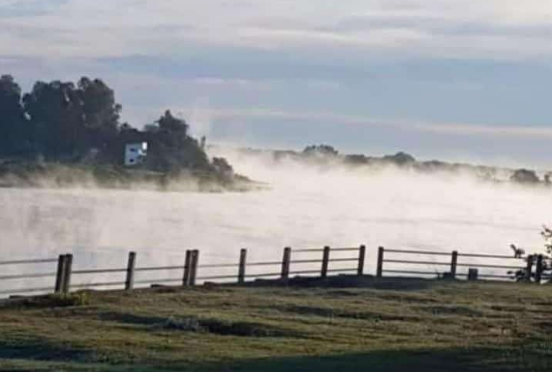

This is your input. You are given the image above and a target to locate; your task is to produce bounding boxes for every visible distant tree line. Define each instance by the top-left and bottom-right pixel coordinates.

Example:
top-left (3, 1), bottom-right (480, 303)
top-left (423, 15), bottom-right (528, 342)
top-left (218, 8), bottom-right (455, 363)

top-left (0, 75), bottom-right (232, 176)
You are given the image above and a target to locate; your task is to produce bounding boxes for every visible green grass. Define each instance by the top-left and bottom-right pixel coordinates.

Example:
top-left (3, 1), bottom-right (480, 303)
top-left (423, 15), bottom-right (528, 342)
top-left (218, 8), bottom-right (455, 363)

top-left (0, 278), bottom-right (551, 371)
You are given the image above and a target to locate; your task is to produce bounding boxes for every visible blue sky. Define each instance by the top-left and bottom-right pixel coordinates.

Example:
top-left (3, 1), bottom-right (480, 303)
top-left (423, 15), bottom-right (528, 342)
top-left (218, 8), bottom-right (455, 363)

top-left (1, 0), bottom-right (552, 167)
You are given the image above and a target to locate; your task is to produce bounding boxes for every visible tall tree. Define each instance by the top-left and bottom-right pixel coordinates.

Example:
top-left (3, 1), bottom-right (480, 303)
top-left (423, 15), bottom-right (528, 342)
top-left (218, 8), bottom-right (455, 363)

top-left (78, 77), bottom-right (121, 134)
top-left (23, 80), bottom-right (85, 158)
top-left (0, 75), bottom-right (30, 155)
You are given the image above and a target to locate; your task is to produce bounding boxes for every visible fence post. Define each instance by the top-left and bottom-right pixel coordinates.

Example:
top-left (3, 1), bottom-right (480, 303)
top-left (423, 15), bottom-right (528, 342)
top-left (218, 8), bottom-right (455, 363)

top-left (526, 255), bottom-right (534, 282)
top-left (189, 250), bottom-right (199, 286)
top-left (125, 252), bottom-right (136, 291)
top-left (54, 254), bottom-right (67, 294)
top-left (238, 248), bottom-right (247, 284)
top-left (62, 254), bottom-right (73, 294)
top-left (376, 247), bottom-right (385, 278)
top-left (321, 246), bottom-right (331, 278)
top-left (535, 255), bottom-right (544, 284)
top-left (468, 268), bottom-right (479, 281)
top-left (450, 251), bottom-right (458, 279)
top-left (281, 247), bottom-right (291, 281)
top-left (357, 245), bottom-right (366, 276)
top-left (183, 250), bottom-right (192, 286)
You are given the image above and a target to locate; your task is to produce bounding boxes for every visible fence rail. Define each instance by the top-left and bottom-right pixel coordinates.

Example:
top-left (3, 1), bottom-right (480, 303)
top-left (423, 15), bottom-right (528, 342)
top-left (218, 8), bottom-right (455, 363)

top-left (0, 244), bottom-right (548, 298)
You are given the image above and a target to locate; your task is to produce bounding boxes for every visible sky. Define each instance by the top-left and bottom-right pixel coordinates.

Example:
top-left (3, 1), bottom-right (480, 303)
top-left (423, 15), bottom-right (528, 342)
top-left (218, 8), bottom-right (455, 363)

top-left (1, 0), bottom-right (552, 167)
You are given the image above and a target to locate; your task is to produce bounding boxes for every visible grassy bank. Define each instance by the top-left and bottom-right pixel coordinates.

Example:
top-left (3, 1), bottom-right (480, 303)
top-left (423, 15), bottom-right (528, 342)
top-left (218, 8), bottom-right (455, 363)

top-left (0, 278), bottom-right (551, 371)
top-left (0, 161), bottom-right (259, 192)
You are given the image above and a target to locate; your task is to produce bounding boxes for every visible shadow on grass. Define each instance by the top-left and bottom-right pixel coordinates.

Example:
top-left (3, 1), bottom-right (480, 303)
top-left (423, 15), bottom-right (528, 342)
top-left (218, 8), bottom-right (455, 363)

top-left (97, 311), bottom-right (304, 338)
top-left (0, 337), bottom-right (89, 362)
top-left (246, 276), bottom-right (445, 291)
top-left (0, 340), bottom-right (549, 372)
top-left (216, 347), bottom-right (549, 372)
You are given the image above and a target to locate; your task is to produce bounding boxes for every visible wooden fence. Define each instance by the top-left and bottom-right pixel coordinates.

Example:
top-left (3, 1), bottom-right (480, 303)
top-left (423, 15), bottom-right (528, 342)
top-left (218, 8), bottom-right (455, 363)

top-left (0, 245), bottom-right (548, 298)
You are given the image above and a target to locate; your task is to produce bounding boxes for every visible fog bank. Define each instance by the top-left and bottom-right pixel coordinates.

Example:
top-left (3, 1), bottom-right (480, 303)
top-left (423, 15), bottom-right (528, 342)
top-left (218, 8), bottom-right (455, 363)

top-left (0, 148), bottom-right (551, 290)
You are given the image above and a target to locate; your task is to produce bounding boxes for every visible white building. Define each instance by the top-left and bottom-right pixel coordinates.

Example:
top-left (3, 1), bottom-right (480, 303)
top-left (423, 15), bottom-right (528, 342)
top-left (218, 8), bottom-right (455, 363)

top-left (124, 142), bottom-right (148, 166)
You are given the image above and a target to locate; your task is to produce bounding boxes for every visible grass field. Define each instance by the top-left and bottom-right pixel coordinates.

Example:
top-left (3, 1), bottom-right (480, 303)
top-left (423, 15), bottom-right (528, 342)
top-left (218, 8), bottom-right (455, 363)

top-left (0, 277), bottom-right (551, 371)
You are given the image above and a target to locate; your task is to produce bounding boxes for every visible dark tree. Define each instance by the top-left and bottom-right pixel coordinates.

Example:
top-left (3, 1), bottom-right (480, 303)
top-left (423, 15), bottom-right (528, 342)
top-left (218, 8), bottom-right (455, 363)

top-left (78, 77), bottom-right (121, 139)
top-left (0, 75), bottom-right (31, 155)
top-left (511, 169), bottom-right (540, 184)
top-left (23, 80), bottom-right (85, 158)
top-left (140, 110), bottom-right (209, 172)
top-left (157, 110), bottom-right (188, 137)
top-left (303, 145), bottom-right (339, 157)
top-left (383, 152), bottom-right (416, 166)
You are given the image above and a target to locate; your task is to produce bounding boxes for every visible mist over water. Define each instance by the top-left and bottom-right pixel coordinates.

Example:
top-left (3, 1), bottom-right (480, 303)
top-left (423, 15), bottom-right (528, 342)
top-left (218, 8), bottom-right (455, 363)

top-left (1, 148), bottom-right (551, 291)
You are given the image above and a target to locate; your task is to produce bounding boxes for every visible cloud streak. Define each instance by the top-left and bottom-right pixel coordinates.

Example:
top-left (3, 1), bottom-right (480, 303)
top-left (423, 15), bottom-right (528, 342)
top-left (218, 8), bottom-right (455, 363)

top-left (185, 107), bottom-right (552, 140)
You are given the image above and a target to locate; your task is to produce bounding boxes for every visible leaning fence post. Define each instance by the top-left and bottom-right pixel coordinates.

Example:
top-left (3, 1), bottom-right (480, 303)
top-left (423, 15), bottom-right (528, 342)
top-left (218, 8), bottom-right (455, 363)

top-left (62, 254), bottom-right (73, 294)
top-left (125, 252), bottom-right (136, 291)
top-left (321, 246), bottom-right (331, 278)
top-left (189, 250), bottom-right (200, 286)
top-left (238, 248), bottom-right (247, 284)
top-left (357, 245), bottom-right (366, 276)
top-left (376, 247), bottom-right (385, 278)
top-left (281, 247), bottom-right (291, 281)
top-left (183, 250), bottom-right (192, 286)
top-left (54, 255), bottom-right (67, 294)
top-left (450, 251), bottom-right (458, 279)
top-left (535, 255), bottom-right (544, 284)
top-left (182, 249), bottom-right (192, 287)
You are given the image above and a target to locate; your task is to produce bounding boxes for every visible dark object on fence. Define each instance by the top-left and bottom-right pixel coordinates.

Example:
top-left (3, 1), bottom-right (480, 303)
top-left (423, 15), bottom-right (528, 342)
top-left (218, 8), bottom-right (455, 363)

top-left (450, 251), bottom-right (458, 279)
top-left (442, 272), bottom-right (454, 280)
top-left (535, 255), bottom-right (544, 284)
top-left (125, 252), bottom-right (136, 290)
top-left (321, 246), bottom-right (330, 278)
top-left (357, 245), bottom-right (366, 276)
top-left (468, 268), bottom-right (479, 281)
top-left (281, 247), bottom-right (291, 280)
top-left (189, 250), bottom-right (200, 286)
top-left (377, 247), bottom-right (384, 278)
top-left (525, 255), bottom-right (534, 282)
top-left (238, 249), bottom-right (247, 284)
top-left (55, 255), bottom-right (66, 293)
top-left (63, 254), bottom-right (73, 294)
top-left (183, 250), bottom-right (192, 286)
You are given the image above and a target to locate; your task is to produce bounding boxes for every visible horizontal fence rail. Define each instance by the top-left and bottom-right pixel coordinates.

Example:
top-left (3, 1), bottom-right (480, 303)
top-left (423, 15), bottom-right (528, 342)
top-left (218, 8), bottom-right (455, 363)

top-left (0, 244), bottom-right (548, 299)
top-left (377, 246), bottom-right (539, 282)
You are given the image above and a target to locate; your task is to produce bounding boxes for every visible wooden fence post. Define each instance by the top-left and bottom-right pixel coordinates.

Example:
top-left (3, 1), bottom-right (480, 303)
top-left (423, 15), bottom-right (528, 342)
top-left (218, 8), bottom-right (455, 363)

top-left (281, 247), bottom-right (291, 281)
top-left (450, 251), bottom-right (458, 279)
top-left (357, 245), bottom-right (366, 276)
top-left (189, 250), bottom-right (199, 286)
top-left (376, 247), bottom-right (385, 278)
top-left (62, 254), bottom-right (73, 294)
top-left (183, 250), bottom-right (192, 286)
top-left (535, 255), bottom-right (544, 284)
top-left (468, 268), bottom-right (479, 281)
top-left (125, 252), bottom-right (136, 291)
top-left (238, 248), bottom-right (247, 284)
top-left (321, 246), bottom-right (331, 278)
top-left (54, 254), bottom-right (67, 294)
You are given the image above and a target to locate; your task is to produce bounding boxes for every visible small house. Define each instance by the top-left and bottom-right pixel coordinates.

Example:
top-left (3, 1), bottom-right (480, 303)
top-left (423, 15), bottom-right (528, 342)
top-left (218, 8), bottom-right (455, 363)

top-left (124, 142), bottom-right (148, 166)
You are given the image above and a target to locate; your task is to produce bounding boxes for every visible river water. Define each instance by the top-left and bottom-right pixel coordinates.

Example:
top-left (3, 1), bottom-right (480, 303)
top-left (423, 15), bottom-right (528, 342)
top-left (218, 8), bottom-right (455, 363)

top-left (0, 152), bottom-right (550, 292)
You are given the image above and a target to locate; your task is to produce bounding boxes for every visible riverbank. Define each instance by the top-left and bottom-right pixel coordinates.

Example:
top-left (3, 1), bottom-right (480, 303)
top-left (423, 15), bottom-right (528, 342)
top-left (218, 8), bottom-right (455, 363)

top-left (0, 160), bottom-right (264, 193)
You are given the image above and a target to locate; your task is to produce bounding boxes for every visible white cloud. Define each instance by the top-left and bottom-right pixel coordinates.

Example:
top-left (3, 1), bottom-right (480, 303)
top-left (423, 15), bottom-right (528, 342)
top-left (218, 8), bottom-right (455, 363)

top-left (3, 0), bottom-right (552, 60)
